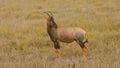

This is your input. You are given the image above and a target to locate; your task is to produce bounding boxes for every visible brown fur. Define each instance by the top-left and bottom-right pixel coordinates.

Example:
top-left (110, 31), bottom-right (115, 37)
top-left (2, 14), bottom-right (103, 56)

top-left (44, 12), bottom-right (88, 57)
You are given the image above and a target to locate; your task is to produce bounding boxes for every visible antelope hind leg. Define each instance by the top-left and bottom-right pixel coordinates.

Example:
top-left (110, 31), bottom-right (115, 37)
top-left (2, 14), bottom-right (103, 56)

top-left (81, 45), bottom-right (87, 56)
top-left (76, 40), bottom-right (88, 56)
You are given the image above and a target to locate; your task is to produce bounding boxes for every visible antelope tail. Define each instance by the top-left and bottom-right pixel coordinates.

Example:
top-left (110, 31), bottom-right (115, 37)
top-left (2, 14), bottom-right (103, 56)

top-left (83, 39), bottom-right (88, 44)
top-left (83, 34), bottom-right (88, 44)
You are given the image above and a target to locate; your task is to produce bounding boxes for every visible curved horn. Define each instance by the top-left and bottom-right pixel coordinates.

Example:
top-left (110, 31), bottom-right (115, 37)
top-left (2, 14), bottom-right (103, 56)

top-left (44, 12), bottom-right (51, 18)
top-left (48, 11), bottom-right (53, 17)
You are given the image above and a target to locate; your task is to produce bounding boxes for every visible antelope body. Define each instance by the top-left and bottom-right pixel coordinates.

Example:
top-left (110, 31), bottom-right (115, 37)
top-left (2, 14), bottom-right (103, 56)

top-left (57, 27), bottom-right (86, 43)
top-left (44, 12), bottom-right (88, 57)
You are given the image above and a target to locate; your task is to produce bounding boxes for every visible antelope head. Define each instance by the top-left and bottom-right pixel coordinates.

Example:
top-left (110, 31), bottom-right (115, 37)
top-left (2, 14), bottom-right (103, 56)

top-left (44, 12), bottom-right (57, 28)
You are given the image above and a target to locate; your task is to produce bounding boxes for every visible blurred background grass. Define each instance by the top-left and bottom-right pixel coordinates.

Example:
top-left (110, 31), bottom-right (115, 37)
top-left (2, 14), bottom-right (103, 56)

top-left (0, 0), bottom-right (120, 68)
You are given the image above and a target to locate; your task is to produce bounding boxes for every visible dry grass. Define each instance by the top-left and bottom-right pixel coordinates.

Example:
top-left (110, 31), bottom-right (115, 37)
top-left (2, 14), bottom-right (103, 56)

top-left (0, 0), bottom-right (120, 68)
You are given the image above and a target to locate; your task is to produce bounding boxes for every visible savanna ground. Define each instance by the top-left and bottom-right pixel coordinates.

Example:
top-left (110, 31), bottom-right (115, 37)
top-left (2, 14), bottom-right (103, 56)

top-left (0, 0), bottom-right (120, 68)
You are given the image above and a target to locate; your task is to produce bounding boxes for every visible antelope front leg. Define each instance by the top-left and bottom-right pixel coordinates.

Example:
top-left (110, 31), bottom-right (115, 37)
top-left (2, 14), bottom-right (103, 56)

top-left (54, 41), bottom-right (60, 58)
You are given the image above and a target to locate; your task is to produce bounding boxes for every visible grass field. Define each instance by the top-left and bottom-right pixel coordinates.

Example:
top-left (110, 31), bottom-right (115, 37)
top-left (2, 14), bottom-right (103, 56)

top-left (0, 0), bottom-right (120, 68)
